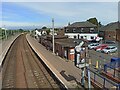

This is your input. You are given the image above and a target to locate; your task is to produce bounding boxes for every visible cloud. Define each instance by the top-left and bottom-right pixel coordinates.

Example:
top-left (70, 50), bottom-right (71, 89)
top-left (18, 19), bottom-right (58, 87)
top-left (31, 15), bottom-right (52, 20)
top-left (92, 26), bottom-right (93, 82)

top-left (1, 2), bottom-right (118, 28)
top-left (15, 2), bottom-right (118, 24)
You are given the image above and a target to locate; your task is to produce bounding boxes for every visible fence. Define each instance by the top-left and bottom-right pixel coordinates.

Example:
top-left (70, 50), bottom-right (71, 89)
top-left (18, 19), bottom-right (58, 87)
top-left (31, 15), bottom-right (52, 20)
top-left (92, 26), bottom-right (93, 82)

top-left (104, 58), bottom-right (120, 79)
top-left (86, 67), bottom-right (120, 90)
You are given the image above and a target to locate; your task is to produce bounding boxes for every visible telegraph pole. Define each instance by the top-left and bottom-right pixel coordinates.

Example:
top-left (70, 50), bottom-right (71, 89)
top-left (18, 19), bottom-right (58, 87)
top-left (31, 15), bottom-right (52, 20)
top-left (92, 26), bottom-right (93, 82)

top-left (52, 18), bottom-right (55, 53)
top-left (4, 25), bottom-right (7, 39)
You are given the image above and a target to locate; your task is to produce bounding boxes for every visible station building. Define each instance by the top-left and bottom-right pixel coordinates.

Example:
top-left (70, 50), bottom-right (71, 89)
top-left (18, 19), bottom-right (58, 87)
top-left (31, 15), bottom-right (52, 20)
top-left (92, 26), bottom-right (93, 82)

top-left (39, 35), bottom-right (88, 61)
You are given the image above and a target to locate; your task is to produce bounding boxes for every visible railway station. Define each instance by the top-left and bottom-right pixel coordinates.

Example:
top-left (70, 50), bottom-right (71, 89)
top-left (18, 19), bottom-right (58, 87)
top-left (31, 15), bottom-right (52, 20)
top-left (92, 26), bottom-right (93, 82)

top-left (1, 1), bottom-right (120, 90)
top-left (0, 32), bottom-right (119, 89)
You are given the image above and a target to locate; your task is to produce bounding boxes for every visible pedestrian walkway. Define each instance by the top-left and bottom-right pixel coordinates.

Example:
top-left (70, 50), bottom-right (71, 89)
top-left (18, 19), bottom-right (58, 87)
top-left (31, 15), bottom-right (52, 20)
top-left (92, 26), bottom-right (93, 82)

top-left (26, 34), bottom-right (91, 89)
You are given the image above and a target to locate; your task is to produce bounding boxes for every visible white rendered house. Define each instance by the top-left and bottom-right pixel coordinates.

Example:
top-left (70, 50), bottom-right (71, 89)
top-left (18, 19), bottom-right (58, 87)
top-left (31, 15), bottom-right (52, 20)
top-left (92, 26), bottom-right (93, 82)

top-left (64, 21), bottom-right (102, 41)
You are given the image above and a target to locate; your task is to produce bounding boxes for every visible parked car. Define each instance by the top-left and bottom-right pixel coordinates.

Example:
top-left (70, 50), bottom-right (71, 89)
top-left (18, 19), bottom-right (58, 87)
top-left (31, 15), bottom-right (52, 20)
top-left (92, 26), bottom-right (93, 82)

top-left (88, 43), bottom-right (100, 49)
top-left (104, 40), bottom-right (116, 44)
top-left (94, 44), bottom-right (108, 51)
top-left (101, 46), bottom-right (117, 54)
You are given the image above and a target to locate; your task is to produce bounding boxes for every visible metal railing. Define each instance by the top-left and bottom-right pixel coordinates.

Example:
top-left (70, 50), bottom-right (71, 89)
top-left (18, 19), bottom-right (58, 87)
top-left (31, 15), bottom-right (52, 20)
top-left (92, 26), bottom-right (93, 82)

top-left (104, 59), bottom-right (120, 79)
top-left (86, 67), bottom-right (120, 90)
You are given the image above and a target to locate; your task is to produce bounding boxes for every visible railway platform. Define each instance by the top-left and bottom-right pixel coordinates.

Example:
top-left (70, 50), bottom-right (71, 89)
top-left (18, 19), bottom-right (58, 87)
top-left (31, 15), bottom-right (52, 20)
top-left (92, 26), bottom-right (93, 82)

top-left (26, 34), bottom-right (90, 89)
top-left (0, 34), bottom-right (20, 67)
top-left (0, 34), bottom-right (20, 89)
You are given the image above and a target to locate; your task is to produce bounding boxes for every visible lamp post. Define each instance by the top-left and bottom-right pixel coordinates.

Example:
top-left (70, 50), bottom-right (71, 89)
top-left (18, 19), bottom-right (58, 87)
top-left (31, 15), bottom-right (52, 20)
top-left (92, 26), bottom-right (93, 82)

top-left (52, 18), bottom-right (55, 54)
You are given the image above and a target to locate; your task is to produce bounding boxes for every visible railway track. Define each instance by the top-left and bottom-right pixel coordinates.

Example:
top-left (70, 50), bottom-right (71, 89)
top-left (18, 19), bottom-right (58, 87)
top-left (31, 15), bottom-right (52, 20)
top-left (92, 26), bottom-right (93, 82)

top-left (2, 34), bottom-right (63, 89)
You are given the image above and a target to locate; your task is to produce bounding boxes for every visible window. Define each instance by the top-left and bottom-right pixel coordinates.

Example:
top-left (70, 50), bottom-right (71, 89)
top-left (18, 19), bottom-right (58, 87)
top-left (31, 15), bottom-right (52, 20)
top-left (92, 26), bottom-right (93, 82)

top-left (91, 36), bottom-right (94, 39)
top-left (66, 29), bottom-right (69, 32)
top-left (74, 36), bottom-right (76, 38)
top-left (90, 28), bottom-right (94, 30)
top-left (90, 28), bottom-right (94, 32)
top-left (81, 28), bottom-right (84, 32)
top-left (73, 28), bottom-right (76, 32)
top-left (81, 36), bottom-right (83, 39)
top-left (84, 36), bottom-right (87, 39)
top-left (111, 47), bottom-right (115, 49)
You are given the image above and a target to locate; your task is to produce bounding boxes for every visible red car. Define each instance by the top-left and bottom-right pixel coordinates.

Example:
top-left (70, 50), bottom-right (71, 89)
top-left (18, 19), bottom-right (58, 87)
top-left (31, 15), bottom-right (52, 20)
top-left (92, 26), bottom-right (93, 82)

top-left (94, 44), bottom-right (108, 51)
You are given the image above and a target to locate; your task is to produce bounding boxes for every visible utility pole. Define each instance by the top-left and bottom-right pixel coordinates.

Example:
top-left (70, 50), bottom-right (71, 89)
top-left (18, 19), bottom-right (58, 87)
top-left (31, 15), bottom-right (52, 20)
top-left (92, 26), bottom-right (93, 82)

top-left (52, 18), bottom-right (55, 54)
top-left (4, 25), bottom-right (7, 39)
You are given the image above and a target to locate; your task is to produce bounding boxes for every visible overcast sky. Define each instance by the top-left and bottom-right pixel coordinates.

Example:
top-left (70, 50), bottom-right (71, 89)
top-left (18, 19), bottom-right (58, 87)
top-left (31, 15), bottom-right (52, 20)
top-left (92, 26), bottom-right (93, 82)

top-left (1, 1), bottom-right (119, 29)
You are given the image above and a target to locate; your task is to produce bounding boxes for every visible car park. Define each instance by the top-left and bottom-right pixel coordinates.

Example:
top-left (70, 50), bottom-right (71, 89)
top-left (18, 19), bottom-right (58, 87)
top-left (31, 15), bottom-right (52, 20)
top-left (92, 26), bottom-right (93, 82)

top-left (94, 44), bottom-right (108, 51)
top-left (101, 46), bottom-right (117, 54)
top-left (88, 43), bottom-right (100, 49)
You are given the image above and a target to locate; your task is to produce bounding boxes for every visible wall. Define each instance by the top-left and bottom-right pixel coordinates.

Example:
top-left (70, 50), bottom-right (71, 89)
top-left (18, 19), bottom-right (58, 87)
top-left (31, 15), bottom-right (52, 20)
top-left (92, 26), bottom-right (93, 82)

top-left (68, 48), bottom-right (75, 61)
top-left (105, 31), bottom-right (116, 41)
top-left (65, 33), bottom-right (98, 41)
top-left (55, 43), bottom-right (75, 61)
top-left (116, 29), bottom-right (120, 41)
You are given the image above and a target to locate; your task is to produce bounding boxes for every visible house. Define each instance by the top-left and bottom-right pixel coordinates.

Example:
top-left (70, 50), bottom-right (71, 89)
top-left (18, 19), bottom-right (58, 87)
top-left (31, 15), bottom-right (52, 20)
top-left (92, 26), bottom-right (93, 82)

top-left (34, 28), bottom-right (51, 38)
top-left (99, 22), bottom-right (119, 42)
top-left (116, 29), bottom-right (120, 57)
top-left (34, 29), bottom-right (42, 38)
top-left (116, 29), bottom-right (120, 41)
top-left (64, 21), bottom-right (101, 41)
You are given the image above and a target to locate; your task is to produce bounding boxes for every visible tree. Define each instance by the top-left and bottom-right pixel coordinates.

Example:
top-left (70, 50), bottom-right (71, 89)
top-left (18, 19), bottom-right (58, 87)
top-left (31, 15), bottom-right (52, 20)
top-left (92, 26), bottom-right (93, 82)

top-left (46, 29), bottom-right (50, 35)
top-left (68, 22), bottom-right (71, 26)
top-left (87, 17), bottom-right (98, 26)
top-left (42, 26), bottom-right (47, 29)
top-left (98, 21), bottom-right (103, 27)
top-left (87, 17), bottom-right (103, 27)
top-left (19, 29), bottom-right (24, 33)
top-left (35, 28), bottom-right (38, 30)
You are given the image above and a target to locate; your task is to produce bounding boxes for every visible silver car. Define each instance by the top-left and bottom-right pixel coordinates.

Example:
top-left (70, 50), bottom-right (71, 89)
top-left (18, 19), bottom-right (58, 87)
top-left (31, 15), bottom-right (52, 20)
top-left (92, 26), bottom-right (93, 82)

top-left (88, 43), bottom-right (100, 49)
top-left (102, 46), bottom-right (117, 54)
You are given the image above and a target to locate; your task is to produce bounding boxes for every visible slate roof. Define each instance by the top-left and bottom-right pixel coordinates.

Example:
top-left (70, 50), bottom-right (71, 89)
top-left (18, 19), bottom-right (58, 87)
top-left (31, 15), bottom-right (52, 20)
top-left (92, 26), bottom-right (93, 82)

top-left (100, 22), bottom-right (119, 31)
top-left (55, 38), bottom-right (88, 48)
top-left (67, 21), bottom-right (97, 27)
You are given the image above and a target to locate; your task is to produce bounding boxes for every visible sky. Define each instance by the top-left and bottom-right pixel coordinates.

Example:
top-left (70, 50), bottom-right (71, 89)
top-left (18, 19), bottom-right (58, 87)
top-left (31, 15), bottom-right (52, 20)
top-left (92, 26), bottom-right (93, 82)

top-left (1, 1), bottom-right (119, 29)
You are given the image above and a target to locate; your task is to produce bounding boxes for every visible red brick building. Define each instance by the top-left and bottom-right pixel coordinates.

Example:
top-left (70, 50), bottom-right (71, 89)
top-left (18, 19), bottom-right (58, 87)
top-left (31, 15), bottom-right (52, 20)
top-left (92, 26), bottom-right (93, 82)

top-left (116, 29), bottom-right (120, 41)
top-left (55, 38), bottom-right (87, 61)
top-left (99, 22), bottom-right (119, 42)
top-left (39, 35), bottom-right (87, 61)
top-left (116, 29), bottom-right (120, 58)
